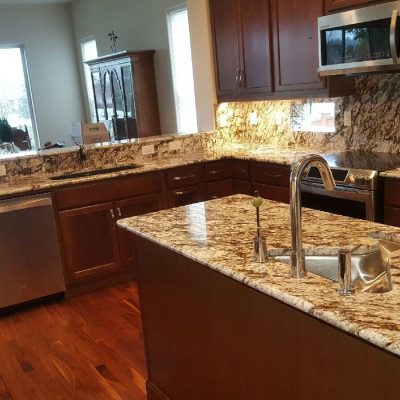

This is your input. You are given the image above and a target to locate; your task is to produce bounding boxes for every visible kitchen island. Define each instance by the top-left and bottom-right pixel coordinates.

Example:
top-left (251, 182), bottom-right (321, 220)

top-left (119, 195), bottom-right (400, 400)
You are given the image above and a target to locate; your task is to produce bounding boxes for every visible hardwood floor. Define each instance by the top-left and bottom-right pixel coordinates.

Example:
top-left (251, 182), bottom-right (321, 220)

top-left (0, 282), bottom-right (147, 399)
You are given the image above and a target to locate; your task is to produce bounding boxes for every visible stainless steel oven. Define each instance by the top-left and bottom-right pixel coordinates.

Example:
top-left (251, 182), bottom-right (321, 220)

top-left (300, 151), bottom-right (400, 222)
top-left (318, 1), bottom-right (400, 76)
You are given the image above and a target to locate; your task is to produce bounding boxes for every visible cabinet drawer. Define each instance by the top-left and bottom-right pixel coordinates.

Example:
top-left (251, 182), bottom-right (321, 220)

top-left (384, 205), bottom-right (400, 228)
top-left (168, 186), bottom-right (203, 208)
top-left (384, 179), bottom-right (400, 207)
top-left (204, 179), bottom-right (233, 200)
top-left (166, 164), bottom-right (202, 189)
top-left (252, 182), bottom-right (290, 204)
top-left (204, 160), bottom-right (232, 182)
top-left (232, 160), bottom-right (250, 180)
top-left (233, 179), bottom-right (252, 195)
top-left (54, 172), bottom-right (162, 210)
top-left (251, 163), bottom-right (290, 188)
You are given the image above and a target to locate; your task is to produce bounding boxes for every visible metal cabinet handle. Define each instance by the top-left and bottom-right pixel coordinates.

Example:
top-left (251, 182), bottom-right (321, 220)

top-left (109, 209), bottom-right (115, 220)
top-left (239, 69), bottom-right (245, 88)
top-left (117, 207), bottom-right (122, 218)
top-left (175, 189), bottom-right (195, 196)
top-left (172, 173), bottom-right (197, 181)
top-left (236, 67), bottom-right (240, 88)
top-left (263, 173), bottom-right (282, 179)
top-left (209, 169), bottom-right (224, 175)
top-left (390, 10), bottom-right (399, 63)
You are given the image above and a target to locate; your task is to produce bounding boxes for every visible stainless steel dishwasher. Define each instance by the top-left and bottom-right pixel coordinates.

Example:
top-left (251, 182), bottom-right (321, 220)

top-left (0, 192), bottom-right (65, 308)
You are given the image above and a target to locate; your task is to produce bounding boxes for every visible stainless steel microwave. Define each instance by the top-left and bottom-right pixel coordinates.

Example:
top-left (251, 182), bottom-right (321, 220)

top-left (318, 1), bottom-right (400, 76)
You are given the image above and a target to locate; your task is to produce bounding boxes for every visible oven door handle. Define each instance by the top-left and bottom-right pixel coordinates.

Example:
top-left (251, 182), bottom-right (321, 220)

top-left (390, 9), bottom-right (399, 64)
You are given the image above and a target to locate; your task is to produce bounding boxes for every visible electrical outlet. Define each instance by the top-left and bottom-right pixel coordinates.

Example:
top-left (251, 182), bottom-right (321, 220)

top-left (0, 164), bottom-right (6, 177)
top-left (169, 141), bottom-right (182, 151)
top-left (344, 111), bottom-right (352, 127)
top-left (249, 112), bottom-right (258, 126)
top-left (142, 144), bottom-right (155, 155)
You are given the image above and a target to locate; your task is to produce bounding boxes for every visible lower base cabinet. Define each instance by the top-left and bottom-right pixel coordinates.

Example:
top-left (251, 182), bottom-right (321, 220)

top-left (54, 160), bottom-right (293, 295)
top-left (58, 202), bottom-right (121, 283)
top-left (384, 178), bottom-right (400, 227)
top-left (137, 237), bottom-right (400, 400)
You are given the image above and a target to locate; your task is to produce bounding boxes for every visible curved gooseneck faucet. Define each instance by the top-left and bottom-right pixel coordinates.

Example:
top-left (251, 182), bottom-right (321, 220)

top-left (290, 155), bottom-right (336, 279)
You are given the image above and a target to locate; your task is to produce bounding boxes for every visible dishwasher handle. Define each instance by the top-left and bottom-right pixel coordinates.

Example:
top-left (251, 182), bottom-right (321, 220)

top-left (0, 193), bottom-right (52, 214)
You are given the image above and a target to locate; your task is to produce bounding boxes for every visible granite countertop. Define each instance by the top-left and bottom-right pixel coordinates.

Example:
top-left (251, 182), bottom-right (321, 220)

top-left (380, 168), bottom-right (400, 180)
top-left (0, 145), bottom-right (319, 199)
top-left (118, 195), bottom-right (400, 357)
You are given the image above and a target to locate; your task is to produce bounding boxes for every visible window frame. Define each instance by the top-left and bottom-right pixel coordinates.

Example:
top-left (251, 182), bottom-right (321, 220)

top-left (0, 44), bottom-right (39, 148)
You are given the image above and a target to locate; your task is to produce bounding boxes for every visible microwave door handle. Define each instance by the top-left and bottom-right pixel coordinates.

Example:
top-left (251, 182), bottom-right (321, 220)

top-left (390, 9), bottom-right (398, 63)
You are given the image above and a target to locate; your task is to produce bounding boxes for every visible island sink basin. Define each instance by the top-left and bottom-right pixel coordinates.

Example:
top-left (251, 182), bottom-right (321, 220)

top-left (273, 240), bottom-right (398, 293)
top-left (49, 164), bottom-right (142, 180)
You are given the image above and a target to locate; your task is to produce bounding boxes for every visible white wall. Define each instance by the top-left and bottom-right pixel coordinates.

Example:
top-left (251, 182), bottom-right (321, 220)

top-left (0, 4), bottom-right (85, 147)
top-left (187, 0), bottom-right (216, 132)
top-left (71, 0), bottom-right (216, 134)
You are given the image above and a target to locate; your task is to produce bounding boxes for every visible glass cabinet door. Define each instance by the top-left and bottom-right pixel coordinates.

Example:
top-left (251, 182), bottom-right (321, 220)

top-left (91, 70), bottom-right (105, 121)
top-left (121, 64), bottom-right (138, 139)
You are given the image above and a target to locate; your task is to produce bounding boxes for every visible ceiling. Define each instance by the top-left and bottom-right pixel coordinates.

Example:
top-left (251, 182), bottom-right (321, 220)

top-left (0, 0), bottom-right (71, 4)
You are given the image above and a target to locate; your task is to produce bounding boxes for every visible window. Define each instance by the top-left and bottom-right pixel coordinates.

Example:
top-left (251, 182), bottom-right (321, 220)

top-left (0, 46), bottom-right (37, 149)
top-left (291, 101), bottom-right (336, 133)
top-left (167, 5), bottom-right (198, 134)
top-left (80, 37), bottom-right (98, 123)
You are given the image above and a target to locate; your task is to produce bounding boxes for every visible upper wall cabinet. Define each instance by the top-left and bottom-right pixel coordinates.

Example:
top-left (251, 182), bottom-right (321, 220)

top-left (86, 51), bottom-right (161, 140)
top-left (325, 0), bottom-right (386, 12)
top-left (210, 0), bottom-right (273, 101)
top-left (271, 0), bottom-right (324, 92)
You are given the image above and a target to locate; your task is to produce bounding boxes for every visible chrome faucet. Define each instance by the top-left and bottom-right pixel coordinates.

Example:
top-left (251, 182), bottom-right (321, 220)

top-left (290, 155), bottom-right (336, 279)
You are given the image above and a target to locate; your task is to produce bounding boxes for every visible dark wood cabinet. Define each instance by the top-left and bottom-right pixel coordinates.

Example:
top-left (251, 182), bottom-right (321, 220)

top-left (325, 0), bottom-right (383, 12)
top-left (251, 162), bottom-right (291, 203)
top-left (116, 194), bottom-right (164, 271)
top-left (86, 51), bottom-right (160, 140)
top-left (210, 0), bottom-right (272, 101)
top-left (271, 0), bottom-right (324, 92)
top-left (58, 202), bottom-right (121, 283)
top-left (384, 179), bottom-right (400, 227)
top-left (166, 164), bottom-right (203, 207)
top-left (54, 172), bottom-right (165, 293)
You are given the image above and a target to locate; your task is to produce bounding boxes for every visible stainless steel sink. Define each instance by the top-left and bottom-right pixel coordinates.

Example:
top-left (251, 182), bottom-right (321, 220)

top-left (273, 240), bottom-right (397, 293)
top-left (49, 164), bottom-right (142, 180)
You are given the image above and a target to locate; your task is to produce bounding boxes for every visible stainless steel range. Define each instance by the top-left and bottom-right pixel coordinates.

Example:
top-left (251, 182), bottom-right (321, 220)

top-left (301, 151), bottom-right (400, 221)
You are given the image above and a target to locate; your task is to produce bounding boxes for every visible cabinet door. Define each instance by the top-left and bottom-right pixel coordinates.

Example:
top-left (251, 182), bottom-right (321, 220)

top-left (271, 0), bottom-right (324, 92)
top-left (58, 203), bottom-right (120, 283)
top-left (204, 179), bottom-right (234, 200)
top-left (210, 0), bottom-right (241, 99)
top-left (116, 194), bottom-right (164, 270)
top-left (239, 0), bottom-right (272, 95)
top-left (252, 182), bottom-right (290, 203)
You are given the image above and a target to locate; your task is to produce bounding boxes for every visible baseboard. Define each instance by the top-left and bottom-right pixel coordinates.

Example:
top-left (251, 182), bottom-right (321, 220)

top-left (147, 381), bottom-right (170, 400)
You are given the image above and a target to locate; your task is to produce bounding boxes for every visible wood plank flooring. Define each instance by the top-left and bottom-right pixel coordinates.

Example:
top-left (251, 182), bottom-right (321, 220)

top-left (0, 282), bottom-right (147, 399)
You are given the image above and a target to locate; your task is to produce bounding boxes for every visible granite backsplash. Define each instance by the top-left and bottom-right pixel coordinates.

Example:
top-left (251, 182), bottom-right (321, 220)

top-left (214, 74), bottom-right (400, 153)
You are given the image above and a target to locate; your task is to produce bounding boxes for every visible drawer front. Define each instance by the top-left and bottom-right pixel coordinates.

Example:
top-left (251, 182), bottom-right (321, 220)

top-left (168, 186), bottom-right (203, 208)
top-left (384, 179), bottom-right (400, 207)
top-left (166, 164), bottom-right (202, 189)
top-left (204, 160), bottom-right (232, 182)
top-left (233, 179), bottom-right (252, 195)
top-left (252, 182), bottom-right (290, 204)
top-left (384, 205), bottom-right (400, 227)
top-left (232, 160), bottom-right (250, 180)
top-left (251, 163), bottom-right (290, 188)
top-left (55, 172), bottom-right (162, 210)
top-left (204, 179), bottom-right (233, 200)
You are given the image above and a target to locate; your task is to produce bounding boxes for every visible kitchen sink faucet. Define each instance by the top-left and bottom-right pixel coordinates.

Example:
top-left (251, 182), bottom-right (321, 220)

top-left (290, 155), bottom-right (336, 279)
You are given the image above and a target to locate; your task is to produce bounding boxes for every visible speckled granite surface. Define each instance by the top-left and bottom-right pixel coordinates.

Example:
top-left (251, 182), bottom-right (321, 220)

top-left (118, 195), bottom-right (400, 357)
top-left (0, 143), bottom-right (319, 198)
top-left (380, 168), bottom-right (400, 180)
